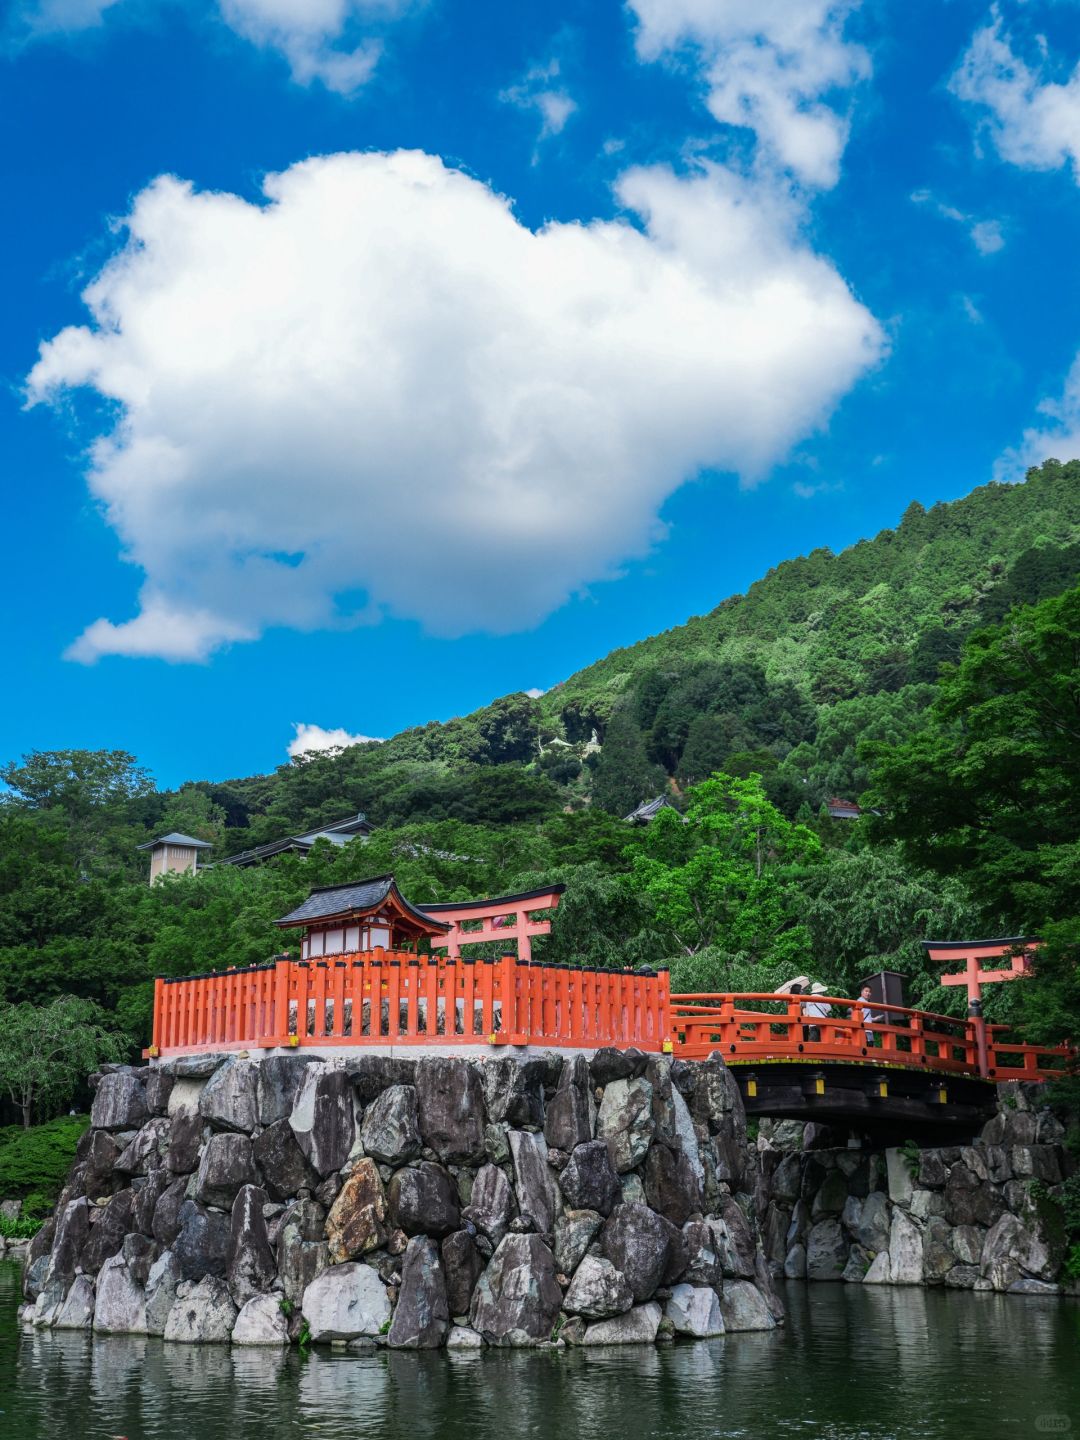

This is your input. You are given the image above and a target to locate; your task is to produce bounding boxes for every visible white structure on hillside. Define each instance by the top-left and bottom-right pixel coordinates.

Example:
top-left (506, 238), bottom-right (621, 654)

top-left (137, 832), bottom-right (213, 883)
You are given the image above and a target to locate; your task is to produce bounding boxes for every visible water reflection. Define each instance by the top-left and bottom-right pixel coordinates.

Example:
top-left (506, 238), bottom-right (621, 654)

top-left (2, 1263), bottom-right (1078, 1440)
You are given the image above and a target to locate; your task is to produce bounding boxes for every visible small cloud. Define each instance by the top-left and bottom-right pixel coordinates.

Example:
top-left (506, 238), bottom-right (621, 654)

top-left (524, 687), bottom-right (545, 699)
top-left (499, 56), bottom-right (577, 154)
top-left (971, 219), bottom-right (1005, 254)
top-left (995, 352), bottom-right (1080, 481)
top-left (911, 188), bottom-right (1005, 255)
top-left (960, 294), bottom-right (984, 324)
top-left (288, 722), bottom-right (383, 758)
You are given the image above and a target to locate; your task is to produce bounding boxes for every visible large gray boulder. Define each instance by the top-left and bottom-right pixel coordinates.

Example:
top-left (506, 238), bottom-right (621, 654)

top-left (93, 1252), bottom-right (147, 1334)
top-left (233, 1292), bottom-right (290, 1345)
top-left (563, 1255), bottom-right (633, 1319)
top-left (558, 1141), bottom-right (622, 1217)
top-left (416, 1057), bottom-right (487, 1164)
top-left (163, 1276), bottom-right (238, 1343)
top-left (166, 1107), bottom-right (204, 1175)
top-left (80, 1188), bottom-right (135, 1275)
top-left (442, 1230), bottom-right (484, 1316)
top-left (643, 1142), bottom-right (702, 1226)
top-left (54, 1275), bottom-right (96, 1330)
top-left (681, 1219), bottom-right (724, 1288)
top-left (601, 1203), bottom-right (682, 1303)
top-left (922, 1218), bottom-right (955, 1283)
top-left (462, 1163), bottom-right (516, 1246)
top-left (469, 1233), bottom-right (561, 1347)
top-left (359, 1085), bottom-right (422, 1165)
top-left (666, 1283), bottom-right (725, 1337)
top-left (345, 1054), bottom-right (418, 1103)
top-left (720, 1280), bottom-right (776, 1331)
top-left (589, 1049), bottom-right (648, 1086)
top-left (91, 1072), bottom-right (149, 1131)
top-left (83, 1130), bottom-right (123, 1199)
top-left (544, 1055), bottom-right (592, 1151)
top-left (226, 1184), bottom-right (276, 1307)
top-left (173, 1200), bottom-right (231, 1282)
top-left (194, 1132), bottom-right (256, 1209)
top-left (276, 1198), bottom-right (329, 1305)
top-left (290, 1065), bottom-right (357, 1176)
top-left (481, 1057), bottom-right (547, 1130)
top-left (301, 1262), bottom-right (391, 1342)
top-left (252, 1118), bottom-right (319, 1201)
top-left (842, 1191), bottom-right (890, 1253)
top-left (508, 1130), bottom-right (560, 1234)
top-left (114, 1118), bottom-right (170, 1177)
top-left (151, 1177), bottom-right (190, 1247)
top-left (145, 1250), bottom-right (181, 1335)
top-left (132, 1169), bottom-right (171, 1237)
top-left (806, 1218), bottom-right (848, 1281)
top-left (387, 1236), bottom-right (450, 1348)
top-left (555, 1209), bottom-right (603, 1276)
top-left (389, 1162), bottom-right (461, 1237)
top-left (43, 1197), bottom-right (90, 1299)
top-left (581, 1301), bottom-right (662, 1346)
top-left (596, 1078), bottom-right (655, 1173)
top-left (887, 1211), bottom-right (923, 1284)
top-left (326, 1159), bottom-right (388, 1261)
top-left (713, 1199), bottom-right (758, 1280)
top-left (199, 1056), bottom-right (259, 1133)
top-left (257, 1055), bottom-right (316, 1125)
top-left (145, 1067), bottom-right (175, 1116)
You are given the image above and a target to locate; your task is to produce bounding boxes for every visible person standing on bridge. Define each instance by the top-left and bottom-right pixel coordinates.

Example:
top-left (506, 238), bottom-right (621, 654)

top-left (857, 983), bottom-right (885, 1047)
top-left (803, 983), bottom-right (831, 1042)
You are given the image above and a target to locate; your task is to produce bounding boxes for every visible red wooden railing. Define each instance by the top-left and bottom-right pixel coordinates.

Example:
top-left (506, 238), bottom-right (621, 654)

top-left (149, 967), bottom-right (1072, 1082)
top-left (150, 952), bottom-right (670, 1056)
top-left (669, 992), bottom-right (1072, 1081)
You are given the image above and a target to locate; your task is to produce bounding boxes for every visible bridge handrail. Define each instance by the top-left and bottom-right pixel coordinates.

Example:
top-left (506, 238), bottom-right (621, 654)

top-left (670, 992), bottom-right (970, 1029)
top-left (668, 990), bottom-right (1072, 1080)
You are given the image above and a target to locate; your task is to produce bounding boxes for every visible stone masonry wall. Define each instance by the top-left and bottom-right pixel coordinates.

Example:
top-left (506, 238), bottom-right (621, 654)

top-left (19, 1050), bottom-right (783, 1349)
top-left (755, 1085), bottom-right (1075, 1296)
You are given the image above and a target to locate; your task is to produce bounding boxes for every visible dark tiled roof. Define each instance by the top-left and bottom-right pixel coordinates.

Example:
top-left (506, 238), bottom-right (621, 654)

top-left (624, 796), bottom-right (682, 823)
top-left (137, 832), bottom-right (213, 851)
top-left (275, 874), bottom-right (449, 932)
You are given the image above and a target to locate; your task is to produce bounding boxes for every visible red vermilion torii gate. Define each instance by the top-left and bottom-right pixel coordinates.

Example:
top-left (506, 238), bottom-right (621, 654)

top-left (419, 885), bottom-right (565, 962)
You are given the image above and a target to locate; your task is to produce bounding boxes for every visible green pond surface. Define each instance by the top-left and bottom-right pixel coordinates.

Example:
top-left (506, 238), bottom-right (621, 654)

top-left (1, 1260), bottom-right (1078, 1440)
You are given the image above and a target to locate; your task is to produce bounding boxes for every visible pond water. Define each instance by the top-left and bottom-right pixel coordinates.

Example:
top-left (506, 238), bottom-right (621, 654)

top-left (1, 1260), bottom-right (1078, 1440)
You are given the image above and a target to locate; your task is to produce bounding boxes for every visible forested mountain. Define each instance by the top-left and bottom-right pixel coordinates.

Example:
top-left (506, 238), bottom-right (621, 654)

top-left (1, 459), bottom-right (1078, 1107)
top-left (132, 457), bottom-right (1080, 851)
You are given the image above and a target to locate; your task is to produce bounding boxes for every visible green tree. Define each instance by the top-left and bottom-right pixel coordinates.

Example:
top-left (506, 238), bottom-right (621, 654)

top-left (865, 587), bottom-right (1080, 924)
top-left (630, 773), bottom-right (821, 958)
top-left (592, 704), bottom-right (667, 816)
top-left (0, 996), bottom-right (127, 1126)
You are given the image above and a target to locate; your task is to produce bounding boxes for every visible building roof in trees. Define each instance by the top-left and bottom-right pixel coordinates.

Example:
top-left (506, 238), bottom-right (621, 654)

top-left (275, 873), bottom-right (451, 934)
top-left (136, 832), bottom-right (213, 850)
top-left (624, 796), bottom-right (680, 824)
top-left (826, 797), bottom-right (862, 819)
top-left (219, 812), bottom-right (372, 867)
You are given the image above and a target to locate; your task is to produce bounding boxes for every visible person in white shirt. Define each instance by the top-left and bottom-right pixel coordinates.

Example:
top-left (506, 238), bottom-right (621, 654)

top-left (802, 982), bottom-right (831, 1042)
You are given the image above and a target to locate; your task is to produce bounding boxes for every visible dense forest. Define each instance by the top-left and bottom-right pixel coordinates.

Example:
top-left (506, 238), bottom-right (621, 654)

top-left (1, 459), bottom-right (1078, 1146)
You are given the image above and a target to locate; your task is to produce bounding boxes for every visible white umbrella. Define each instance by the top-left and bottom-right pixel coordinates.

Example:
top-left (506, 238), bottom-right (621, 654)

top-left (774, 975), bottom-right (811, 994)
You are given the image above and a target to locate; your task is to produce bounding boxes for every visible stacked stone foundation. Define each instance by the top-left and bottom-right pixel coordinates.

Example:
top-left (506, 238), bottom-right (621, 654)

top-left (756, 1085), bottom-right (1076, 1295)
top-left (19, 1050), bottom-right (782, 1349)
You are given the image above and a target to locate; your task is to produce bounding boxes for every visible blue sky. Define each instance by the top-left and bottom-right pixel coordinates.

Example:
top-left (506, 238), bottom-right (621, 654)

top-left (3, 0), bottom-right (1080, 789)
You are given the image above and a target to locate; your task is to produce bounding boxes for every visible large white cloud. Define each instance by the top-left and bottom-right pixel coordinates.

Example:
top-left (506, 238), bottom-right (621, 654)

top-left (951, 7), bottom-right (1080, 181)
top-left (27, 149), bottom-right (883, 662)
top-left (627, 0), bottom-right (869, 188)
